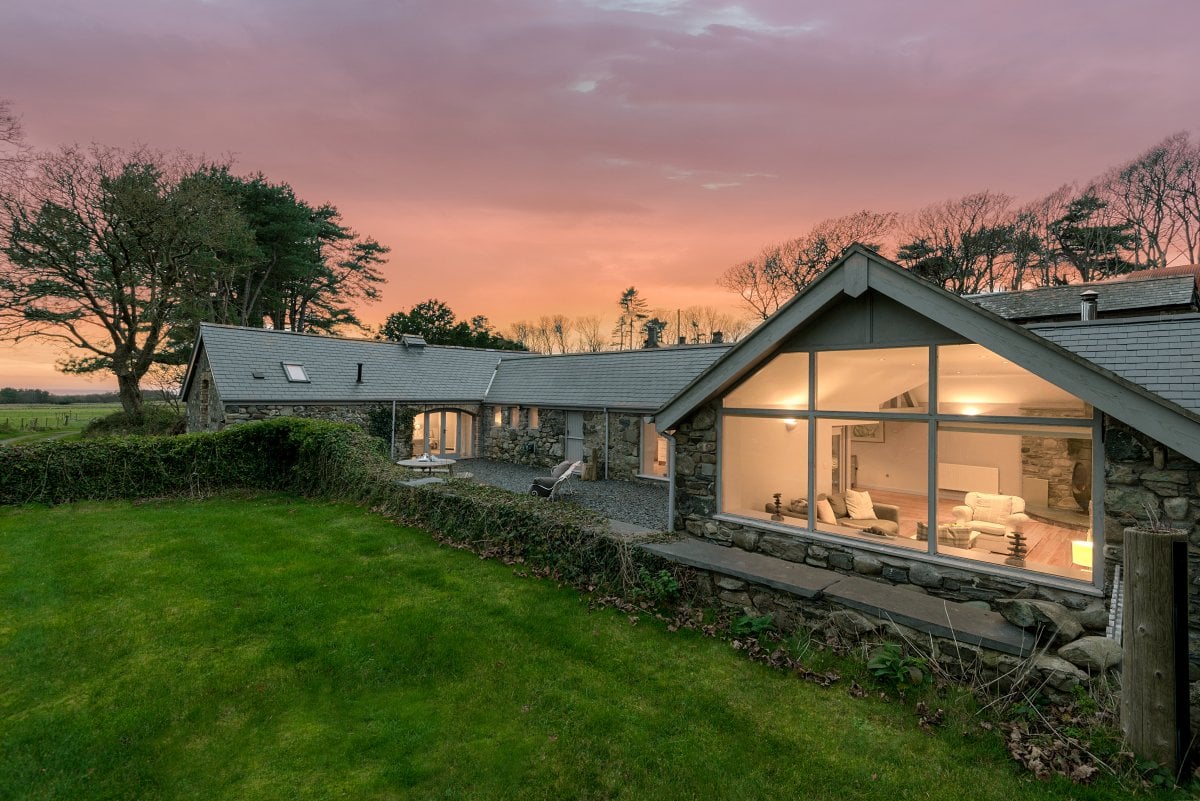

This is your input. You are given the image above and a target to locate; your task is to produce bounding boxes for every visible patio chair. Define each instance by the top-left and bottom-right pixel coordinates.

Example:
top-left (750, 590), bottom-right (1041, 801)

top-left (529, 460), bottom-right (583, 500)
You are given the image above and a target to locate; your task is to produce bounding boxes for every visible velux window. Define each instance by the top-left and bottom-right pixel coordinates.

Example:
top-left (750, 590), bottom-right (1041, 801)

top-left (282, 363), bottom-right (309, 382)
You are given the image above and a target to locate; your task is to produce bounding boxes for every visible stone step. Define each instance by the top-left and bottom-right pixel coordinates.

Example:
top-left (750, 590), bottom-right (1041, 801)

top-left (641, 536), bottom-right (1033, 656)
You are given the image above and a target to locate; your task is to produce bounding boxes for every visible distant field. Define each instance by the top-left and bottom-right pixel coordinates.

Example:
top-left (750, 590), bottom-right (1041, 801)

top-left (0, 403), bottom-right (123, 444)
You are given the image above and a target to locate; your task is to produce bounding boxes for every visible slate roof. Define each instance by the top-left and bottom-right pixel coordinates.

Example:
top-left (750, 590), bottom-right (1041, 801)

top-left (1030, 314), bottom-right (1200, 416)
top-left (190, 323), bottom-right (525, 403)
top-left (485, 345), bottom-right (733, 410)
top-left (966, 274), bottom-right (1196, 322)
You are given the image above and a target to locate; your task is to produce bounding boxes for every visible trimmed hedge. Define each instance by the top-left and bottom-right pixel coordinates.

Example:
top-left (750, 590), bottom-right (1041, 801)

top-left (0, 417), bottom-right (636, 587)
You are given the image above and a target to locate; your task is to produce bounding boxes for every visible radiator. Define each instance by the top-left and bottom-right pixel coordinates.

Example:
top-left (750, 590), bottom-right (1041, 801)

top-left (937, 462), bottom-right (999, 494)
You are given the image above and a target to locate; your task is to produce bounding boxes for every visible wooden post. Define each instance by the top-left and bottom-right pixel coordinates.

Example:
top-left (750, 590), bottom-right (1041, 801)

top-left (1122, 525), bottom-right (1188, 773)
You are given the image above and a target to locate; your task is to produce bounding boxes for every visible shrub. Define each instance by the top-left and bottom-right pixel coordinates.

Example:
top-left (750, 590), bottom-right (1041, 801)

top-left (0, 417), bottom-right (639, 589)
top-left (82, 404), bottom-right (186, 437)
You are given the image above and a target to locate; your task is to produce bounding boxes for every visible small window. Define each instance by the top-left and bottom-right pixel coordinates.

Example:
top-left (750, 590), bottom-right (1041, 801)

top-left (282, 363), bottom-right (309, 382)
top-left (493, 408), bottom-right (502, 426)
top-left (509, 407), bottom-right (519, 427)
top-left (529, 407), bottom-right (539, 429)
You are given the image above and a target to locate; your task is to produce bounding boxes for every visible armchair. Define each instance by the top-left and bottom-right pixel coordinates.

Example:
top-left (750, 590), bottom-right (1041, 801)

top-left (951, 492), bottom-right (1030, 551)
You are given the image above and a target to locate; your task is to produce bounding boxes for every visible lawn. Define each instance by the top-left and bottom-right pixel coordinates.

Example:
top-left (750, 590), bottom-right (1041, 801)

top-left (0, 403), bottom-right (122, 444)
top-left (0, 495), bottom-right (1128, 800)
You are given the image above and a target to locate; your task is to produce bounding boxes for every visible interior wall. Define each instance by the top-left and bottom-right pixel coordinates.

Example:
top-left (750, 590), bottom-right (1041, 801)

top-left (852, 420), bottom-right (927, 494)
top-left (937, 431), bottom-right (1023, 496)
top-left (721, 416), bottom-right (808, 512)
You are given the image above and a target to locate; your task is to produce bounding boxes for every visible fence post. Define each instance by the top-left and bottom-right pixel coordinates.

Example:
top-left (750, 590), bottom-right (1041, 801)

top-left (1122, 525), bottom-right (1189, 773)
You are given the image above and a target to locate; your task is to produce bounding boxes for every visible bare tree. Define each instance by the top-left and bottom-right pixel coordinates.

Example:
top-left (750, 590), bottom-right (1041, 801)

top-left (719, 210), bottom-right (896, 318)
top-left (573, 314), bottom-right (604, 352)
top-left (550, 314), bottom-right (571, 353)
top-left (508, 320), bottom-right (532, 350)
top-left (1099, 132), bottom-right (1191, 268)
top-left (897, 191), bottom-right (1015, 294)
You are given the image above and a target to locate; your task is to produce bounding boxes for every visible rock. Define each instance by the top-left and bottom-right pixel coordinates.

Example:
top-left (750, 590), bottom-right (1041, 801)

top-left (1033, 654), bottom-right (1088, 691)
top-left (731, 529), bottom-right (760, 552)
top-left (1163, 496), bottom-right (1191, 520)
top-left (882, 566), bottom-right (908, 584)
top-left (715, 576), bottom-right (746, 591)
top-left (828, 552), bottom-right (853, 571)
top-left (909, 563), bottom-right (943, 589)
top-left (1078, 603), bottom-right (1109, 632)
top-left (1105, 486), bottom-right (1161, 516)
top-left (1104, 463), bottom-right (1138, 485)
top-left (1106, 429), bottom-right (1149, 461)
top-left (995, 599), bottom-right (1084, 644)
top-left (828, 610), bottom-right (877, 636)
top-left (756, 534), bottom-right (806, 563)
top-left (1058, 636), bottom-right (1121, 672)
top-left (853, 554), bottom-right (883, 575)
top-left (962, 600), bottom-right (992, 612)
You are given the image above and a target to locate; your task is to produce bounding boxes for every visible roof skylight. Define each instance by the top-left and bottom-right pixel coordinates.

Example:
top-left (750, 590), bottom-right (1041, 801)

top-left (282, 363), bottom-right (309, 382)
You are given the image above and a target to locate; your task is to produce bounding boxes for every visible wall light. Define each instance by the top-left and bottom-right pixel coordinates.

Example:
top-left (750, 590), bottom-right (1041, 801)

top-left (961, 405), bottom-right (981, 416)
top-left (784, 418), bottom-right (798, 431)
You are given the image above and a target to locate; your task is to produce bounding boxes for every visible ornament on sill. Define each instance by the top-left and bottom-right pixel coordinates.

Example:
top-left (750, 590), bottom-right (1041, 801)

top-left (1005, 529), bottom-right (1028, 567)
top-left (771, 492), bottom-right (784, 522)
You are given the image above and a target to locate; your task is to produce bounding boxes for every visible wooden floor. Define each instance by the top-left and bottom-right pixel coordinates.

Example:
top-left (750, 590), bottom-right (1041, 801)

top-left (864, 488), bottom-right (1090, 576)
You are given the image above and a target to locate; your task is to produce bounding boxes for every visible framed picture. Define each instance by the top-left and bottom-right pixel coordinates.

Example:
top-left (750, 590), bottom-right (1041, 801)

top-left (851, 422), bottom-right (884, 443)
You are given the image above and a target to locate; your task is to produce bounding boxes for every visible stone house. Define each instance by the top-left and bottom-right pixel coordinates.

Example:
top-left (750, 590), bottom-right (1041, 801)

top-left (654, 246), bottom-right (1200, 673)
top-left (181, 323), bottom-right (729, 475)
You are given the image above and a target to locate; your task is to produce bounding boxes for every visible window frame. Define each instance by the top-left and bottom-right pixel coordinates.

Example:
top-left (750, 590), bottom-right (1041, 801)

top-left (717, 343), bottom-right (1102, 590)
top-left (281, 362), bottom-right (309, 383)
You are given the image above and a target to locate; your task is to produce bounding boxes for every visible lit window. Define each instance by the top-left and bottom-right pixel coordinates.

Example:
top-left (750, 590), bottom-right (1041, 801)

top-left (510, 407), bottom-right (519, 427)
top-left (493, 407), bottom-right (502, 426)
top-left (529, 407), bottom-right (539, 429)
top-left (282, 363), bottom-right (309, 382)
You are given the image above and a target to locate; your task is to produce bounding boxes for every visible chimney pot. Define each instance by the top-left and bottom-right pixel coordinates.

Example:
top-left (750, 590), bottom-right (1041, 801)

top-left (711, 330), bottom-right (724, 344)
top-left (1080, 290), bottom-right (1099, 321)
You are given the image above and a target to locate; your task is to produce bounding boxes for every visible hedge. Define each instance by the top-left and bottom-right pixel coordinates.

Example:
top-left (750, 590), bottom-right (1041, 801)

top-left (0, 417), bottom-right (640, 587)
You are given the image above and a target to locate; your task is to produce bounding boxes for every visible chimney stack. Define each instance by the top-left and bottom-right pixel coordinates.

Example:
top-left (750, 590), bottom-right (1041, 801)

top-left (356, 363), bottom-right (364, 383)
top-left (1080, 290), bottom-right (1099, 321)
top-left (711, 330), bottom-right (724, 344)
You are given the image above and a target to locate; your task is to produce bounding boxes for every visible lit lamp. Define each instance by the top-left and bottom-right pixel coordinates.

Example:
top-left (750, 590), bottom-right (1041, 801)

top-left (784, 418), bottom-right (798, 431)
top-left (1071, 531), bottom-right (1094, 573)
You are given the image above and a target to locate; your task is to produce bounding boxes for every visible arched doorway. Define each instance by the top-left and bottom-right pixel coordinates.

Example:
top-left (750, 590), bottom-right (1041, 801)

top-left (412, 409), bottom-right (475, 458)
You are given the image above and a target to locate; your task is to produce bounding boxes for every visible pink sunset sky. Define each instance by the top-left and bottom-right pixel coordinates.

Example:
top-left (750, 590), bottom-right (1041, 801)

top-left (1, 0), bottom-right (1197, 391)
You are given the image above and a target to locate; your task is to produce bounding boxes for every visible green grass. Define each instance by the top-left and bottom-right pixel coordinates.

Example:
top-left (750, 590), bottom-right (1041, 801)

top-left (0, 403), bottom-right (122, 444)
top-left (0, 496), bottom-right (1130, 800)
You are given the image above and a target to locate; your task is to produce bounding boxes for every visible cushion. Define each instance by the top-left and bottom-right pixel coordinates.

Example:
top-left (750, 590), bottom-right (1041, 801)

top-left (824, 492), bottom-right (849, 519)
top-left (844, 489), bottom-right (874, 520)
top-left (550, 460), bottom-right (574, 479)
top-left (788, 499), bottom-right (808, 514)
top-left (816, 498), bottom-right (837, 525)
top-left (972, 493), bottom-right (1013, 524)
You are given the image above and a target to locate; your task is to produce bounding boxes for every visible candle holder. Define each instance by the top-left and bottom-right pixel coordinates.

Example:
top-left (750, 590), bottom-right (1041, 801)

top-left (771, 492), bottom-right (784, 521)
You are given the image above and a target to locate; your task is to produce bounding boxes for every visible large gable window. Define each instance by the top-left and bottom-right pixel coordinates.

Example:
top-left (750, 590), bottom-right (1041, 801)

top-left (719, 343), bottom-right (1098, 584)
top-left (282, 363), bottom-right (309, 382)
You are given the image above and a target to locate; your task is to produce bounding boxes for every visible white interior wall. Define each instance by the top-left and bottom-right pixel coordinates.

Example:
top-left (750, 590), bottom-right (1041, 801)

top-left (721, 416), bottom-right (808, 512)
top-left (853, 420), bottom-right (927, 494)
top-left (937, 431), bottom-right (1022, 496)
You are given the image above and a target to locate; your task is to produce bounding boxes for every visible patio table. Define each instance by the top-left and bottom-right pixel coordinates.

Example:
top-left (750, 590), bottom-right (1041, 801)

top-left (398, 457), bottom-right (456, 475)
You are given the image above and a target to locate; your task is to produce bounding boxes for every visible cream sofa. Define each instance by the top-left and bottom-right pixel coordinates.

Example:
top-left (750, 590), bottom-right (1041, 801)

top-left (951, 492), bottom-right (1030, 552)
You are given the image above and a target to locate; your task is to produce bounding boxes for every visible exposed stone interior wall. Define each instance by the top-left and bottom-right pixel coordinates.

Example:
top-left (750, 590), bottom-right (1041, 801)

top-left (1019, 413), bottom-right (1092, 511)
top-left (1102, 418), bottom-right (1200, 673)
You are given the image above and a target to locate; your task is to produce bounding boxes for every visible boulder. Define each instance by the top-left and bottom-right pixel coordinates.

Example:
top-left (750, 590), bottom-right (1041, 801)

top-left (852, 554), bottom-right (883, 575)
top-left (1033, 654), bottom-right (1089, 692)
top-left (1057, 636), bottom-right (1121, 672)
top-left (995, 599), bottom-right (1083, 645)
top-left (827, 610), bottom-right (878, 636)
top-left (1077, 603), bottom-right (1109, 632)
top-left (908, 563), bottom-right (943, 589)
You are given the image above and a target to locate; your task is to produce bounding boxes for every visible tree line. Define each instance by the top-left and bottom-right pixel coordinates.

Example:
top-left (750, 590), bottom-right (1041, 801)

top-left (0, 387), bottom-right (122, 405)
top-left (0, 103), bottom-right (389, 415)
top-left (720, 130), bottom-right (1200, 318)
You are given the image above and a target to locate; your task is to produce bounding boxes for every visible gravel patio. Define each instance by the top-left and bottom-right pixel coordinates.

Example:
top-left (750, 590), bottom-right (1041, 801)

top-left (455, 458), bottom-right (669, 531)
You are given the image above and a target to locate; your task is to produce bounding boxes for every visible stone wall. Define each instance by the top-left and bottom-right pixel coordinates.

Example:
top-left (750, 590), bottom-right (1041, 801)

top-left (184, 351), bottom-right (225, 433)
top-left (212, 401), bottom-right (414, 456)
top-left (483, 405), bottom-right (565, 468)
top-left (481, 405), bottom-right (655, 481)
top-left (1021, 425), bottom-right (1092, 512)
top-left (1102, 418), bottom-right (1200, 670)
top-left (690, 568), bottom-right (1110, 700)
